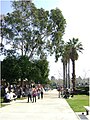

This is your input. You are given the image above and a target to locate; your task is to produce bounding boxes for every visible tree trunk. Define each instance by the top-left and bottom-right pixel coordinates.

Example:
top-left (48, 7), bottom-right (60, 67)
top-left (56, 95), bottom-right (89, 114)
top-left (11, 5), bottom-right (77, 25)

top-left (72, 60), bottom-right (76, 93)
top-left (68, 59), bottom-right (70, 88)
top-left (21, 40), bottom-right (24, 56)
top-left (63, 62), bottom-right (65, 88)
top-left (65, 62), bottom-right (67, 88)
top-left (20, 78), bottom-right (23, 87)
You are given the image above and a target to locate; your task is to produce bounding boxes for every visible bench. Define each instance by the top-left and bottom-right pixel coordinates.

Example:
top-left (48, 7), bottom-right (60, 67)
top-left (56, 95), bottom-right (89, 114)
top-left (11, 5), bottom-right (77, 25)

top-left (84, 106), bottom-right (90, 115)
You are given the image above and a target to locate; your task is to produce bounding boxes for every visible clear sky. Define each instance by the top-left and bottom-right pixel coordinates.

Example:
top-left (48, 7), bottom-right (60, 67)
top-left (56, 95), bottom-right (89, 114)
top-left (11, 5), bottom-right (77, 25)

top-left (1, 0), bottom-right (90, 79)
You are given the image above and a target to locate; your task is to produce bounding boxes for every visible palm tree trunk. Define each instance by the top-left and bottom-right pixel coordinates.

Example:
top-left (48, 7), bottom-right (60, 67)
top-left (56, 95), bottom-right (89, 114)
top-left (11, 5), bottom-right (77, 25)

top-left (65, 62), bottom-right (67, 88)
top-left (68, 59), bottom-right (70, 88)
top-left (72, 60), bottom-right (76, 93)
top-left (63, 62), bottom-right (65, 88)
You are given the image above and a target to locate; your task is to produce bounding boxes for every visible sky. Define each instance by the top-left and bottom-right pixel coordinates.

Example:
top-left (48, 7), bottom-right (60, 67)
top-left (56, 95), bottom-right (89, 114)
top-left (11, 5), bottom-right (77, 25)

top-left (0, 0), bottom-right (90, 79)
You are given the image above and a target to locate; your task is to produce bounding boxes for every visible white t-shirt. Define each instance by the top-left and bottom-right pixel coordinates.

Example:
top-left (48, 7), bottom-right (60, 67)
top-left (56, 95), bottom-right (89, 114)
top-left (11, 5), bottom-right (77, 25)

top-left (5, 93), bottom-right (11, 100)
top-left (10, 92), bottom-right (17, 100)
top-left (5, 87), bottom-right (9, 93)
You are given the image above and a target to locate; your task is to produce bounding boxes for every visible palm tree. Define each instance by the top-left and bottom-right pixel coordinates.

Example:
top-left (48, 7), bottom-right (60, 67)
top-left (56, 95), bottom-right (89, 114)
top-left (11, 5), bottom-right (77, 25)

top-left (61, 43), bottom-right (70, 88)
top-left (65, 44), bottom-right (71, 89)
top-left (61, 57), bottom-right (66, 88)
top-left (67, 38), bottom-right (83, 92)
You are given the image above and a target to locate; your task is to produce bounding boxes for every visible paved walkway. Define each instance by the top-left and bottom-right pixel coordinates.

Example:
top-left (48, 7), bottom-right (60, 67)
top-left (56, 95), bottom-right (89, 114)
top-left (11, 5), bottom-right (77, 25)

top-left (0, 89), bottom-right (80, 120)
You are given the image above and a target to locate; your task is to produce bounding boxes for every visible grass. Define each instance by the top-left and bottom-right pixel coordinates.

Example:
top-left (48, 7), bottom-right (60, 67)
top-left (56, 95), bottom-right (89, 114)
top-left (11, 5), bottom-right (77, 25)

top-left (0, 97), bottom-right (4, 103)
top-left (66, 95), bottom-right (89, 112)
top-left (0, 98), bottom-right (9, 107)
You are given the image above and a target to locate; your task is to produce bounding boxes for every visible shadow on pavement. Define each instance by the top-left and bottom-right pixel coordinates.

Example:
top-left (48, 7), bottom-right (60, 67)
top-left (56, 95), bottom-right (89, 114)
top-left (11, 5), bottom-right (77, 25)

top-left (78, 114), bottom-right (88, 120)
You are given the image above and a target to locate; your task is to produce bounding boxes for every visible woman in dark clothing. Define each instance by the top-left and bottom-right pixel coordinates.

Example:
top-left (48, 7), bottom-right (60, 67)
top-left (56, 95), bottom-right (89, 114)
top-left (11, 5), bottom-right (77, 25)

top-left (27, 87), bottom-right (32, 103)
top-left (41, 87), bottom-right (43, 99)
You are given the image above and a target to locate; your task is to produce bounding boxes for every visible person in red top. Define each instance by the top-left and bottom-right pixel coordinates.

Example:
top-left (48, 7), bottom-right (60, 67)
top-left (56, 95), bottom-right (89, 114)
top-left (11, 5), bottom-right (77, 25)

top-left (32, 86), bottom-right (37, 103)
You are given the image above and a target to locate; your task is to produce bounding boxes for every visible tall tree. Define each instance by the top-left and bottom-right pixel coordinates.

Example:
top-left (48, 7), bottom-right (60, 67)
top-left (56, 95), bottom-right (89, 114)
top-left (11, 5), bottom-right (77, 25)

top-left (64, 43), bottom-right (71, 88)
top-left (67, 38), bottom-right (83, 92)
top-left (61, 43), bottom-right (71, 88)
top-left (61, 57), bottom-right (66, 88)
top-left (1, 1), bottom-right (66, 59)
top-left (46, 8), bottom-right (66, 57)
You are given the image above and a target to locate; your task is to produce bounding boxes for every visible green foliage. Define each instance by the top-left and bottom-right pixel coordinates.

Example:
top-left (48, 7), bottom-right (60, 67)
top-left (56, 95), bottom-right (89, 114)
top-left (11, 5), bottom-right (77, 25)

top-left (1, 1), bottom-right (66, 86)
top-left (31, 59), bottom-right (49, 84)
top-left (66, 95), bottom-right (89, 112)
top-left (1, 1), bottom-right (66, 59)
top-left (76, 86), bottom-right (89, 95)
top-left (60, 38), bottom-right (84, 63)
top-left (1, 55), bottom-right (49, 85)
top-left (67, 38), bottom-right (84, 61)
top-left (18, 56), bottom-right (30, 81)
top-left (1, 56), bottom-right (20, 84)
top-left (47, 8), bottom-right (66, 57)
top-left (60, 38), bottom-right (84, 90)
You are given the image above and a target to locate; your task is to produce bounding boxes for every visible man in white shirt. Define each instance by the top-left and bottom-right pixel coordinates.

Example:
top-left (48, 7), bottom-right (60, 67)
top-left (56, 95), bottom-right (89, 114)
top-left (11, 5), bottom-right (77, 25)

top-left (4, 91), bottom-right (11, 102)
top-left (10, 91), bottom-right (17, 101)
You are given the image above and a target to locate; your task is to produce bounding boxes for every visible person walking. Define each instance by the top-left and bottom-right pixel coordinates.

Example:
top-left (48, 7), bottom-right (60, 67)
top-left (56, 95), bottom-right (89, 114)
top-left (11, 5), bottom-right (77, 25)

top-left (37, 88), bottom-right (41, 99)
top-left (41, 87), bottom-right (43, 99)
top-left (27, 87), bottom-right (32, 103)
top-left (32, 86), bottom-right (37, 103)
top-left (61, 86), bottom-right (64, 98)
top-left (57, 86), bottom-right (61, 98)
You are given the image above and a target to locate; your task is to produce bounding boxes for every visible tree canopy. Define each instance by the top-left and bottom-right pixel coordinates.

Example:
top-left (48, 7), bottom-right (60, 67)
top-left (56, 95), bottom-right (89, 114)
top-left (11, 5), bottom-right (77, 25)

top-left (1, 0), bottom-right (67, 85)
top-left (1, 0), bottom-right (66, 59)
top-left (1, 55), bottom-right (49, 85)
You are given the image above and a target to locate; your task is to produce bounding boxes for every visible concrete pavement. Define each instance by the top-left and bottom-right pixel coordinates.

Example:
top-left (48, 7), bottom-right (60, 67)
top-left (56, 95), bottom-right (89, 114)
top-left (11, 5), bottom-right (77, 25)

top-left (0, 89), bottom-right (80, 120)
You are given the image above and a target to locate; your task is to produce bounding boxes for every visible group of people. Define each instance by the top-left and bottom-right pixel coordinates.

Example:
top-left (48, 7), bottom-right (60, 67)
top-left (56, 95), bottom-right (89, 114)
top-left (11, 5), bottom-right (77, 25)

top-left (2, 82), bottom-right (74, 103)
top-left (57, 86), bottom-right (73, 99)
top-left (27, 84), bottom-right (44, 103)
top-left (4, 89), bottom-right (17, 103)
top-left (2, 82), bottom-right (44, 103)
